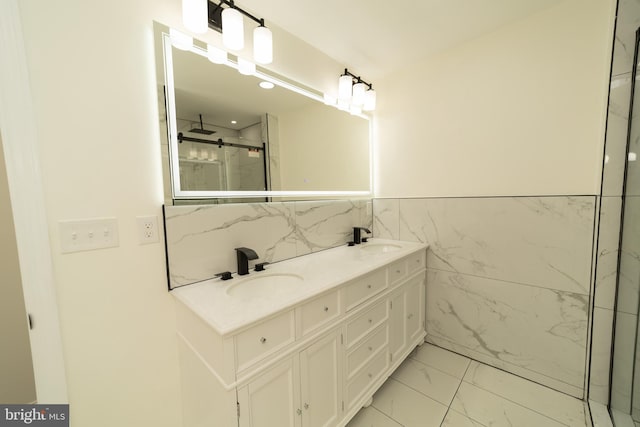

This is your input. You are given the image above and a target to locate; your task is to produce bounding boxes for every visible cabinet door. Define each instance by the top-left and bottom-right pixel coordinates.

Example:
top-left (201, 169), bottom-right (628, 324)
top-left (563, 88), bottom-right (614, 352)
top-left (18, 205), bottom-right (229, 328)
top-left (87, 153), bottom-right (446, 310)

top-left (299, 330), bottom-right (342, 427)
top-left (406, 279), bottom-right (425, 344)
top-left (388, 290), bottom-right (406, 363)
top-left (238, 357), bottom-right (301, 427)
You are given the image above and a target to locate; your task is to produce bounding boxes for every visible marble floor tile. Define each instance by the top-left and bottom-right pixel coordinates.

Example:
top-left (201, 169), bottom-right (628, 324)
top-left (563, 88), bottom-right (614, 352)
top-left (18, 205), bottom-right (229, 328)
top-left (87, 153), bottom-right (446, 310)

top-left (451, 382), bottom-right (566, 427)
top-left (371, 378), bottom-right (448, 427)
top-left (589, 400), bottom-right (613, 427)
top-left (441, 409), bottom-right (485, 427)
top-left (463, 361), bottom-right (586, 426)
top-left (390, 357), bottom-right (461, 406)
top-left (409, 342), bottom-right (471, 379)
top-left (346, 406), bottom-right (402, 427)
top-left (611, 409), bottom-right (636, 427)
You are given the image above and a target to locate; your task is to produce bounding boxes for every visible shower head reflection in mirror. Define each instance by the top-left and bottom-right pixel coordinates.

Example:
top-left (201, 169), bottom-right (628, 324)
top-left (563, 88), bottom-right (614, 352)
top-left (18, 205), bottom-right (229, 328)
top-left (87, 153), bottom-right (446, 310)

top-left (155, 22), bottom-right (373, 203)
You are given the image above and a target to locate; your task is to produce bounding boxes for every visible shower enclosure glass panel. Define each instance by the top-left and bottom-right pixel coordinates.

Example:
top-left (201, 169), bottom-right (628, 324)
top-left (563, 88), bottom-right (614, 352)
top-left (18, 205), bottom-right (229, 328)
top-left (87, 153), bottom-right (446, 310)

top-left (610, 27), bottom-right (640, 426)
top-left (177, 141), bottom-right (267, 192)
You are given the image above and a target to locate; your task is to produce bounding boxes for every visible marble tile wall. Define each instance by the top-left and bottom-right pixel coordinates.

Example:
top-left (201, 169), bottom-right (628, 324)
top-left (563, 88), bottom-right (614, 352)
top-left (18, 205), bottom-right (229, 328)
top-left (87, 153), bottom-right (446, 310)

top-left (164, 199), bottom-right (372, 289)
top-left (373, 196), bottom-right (597, 398)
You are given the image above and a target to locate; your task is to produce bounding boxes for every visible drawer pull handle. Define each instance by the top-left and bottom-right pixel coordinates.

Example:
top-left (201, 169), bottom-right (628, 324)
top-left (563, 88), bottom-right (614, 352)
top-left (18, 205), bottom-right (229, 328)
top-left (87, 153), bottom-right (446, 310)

top-left (324, 306), bottom-right (329, 312)
top-left (260, 337), bottom-right (267, 344)
top-left (304, 403), bottom-right (309, 410)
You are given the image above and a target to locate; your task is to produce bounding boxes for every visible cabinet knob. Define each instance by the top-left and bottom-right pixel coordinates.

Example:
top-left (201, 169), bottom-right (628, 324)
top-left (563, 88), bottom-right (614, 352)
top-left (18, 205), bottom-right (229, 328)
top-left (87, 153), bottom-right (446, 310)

top-left (324, 306), bottom-right (329, 312)
top-left (304, 403), bottom-right (309, 410)
top-left (260, 337), bottom-right (267, 344)
top-left (396, 269), bottom-right (401, 274)
top-left (407, 313), bottom-right (413, 320)
top-left (368, 373), bottom-right (373, 379)
top-left (368, 319), bottom-right (372, 324)
top-left (297, 409), bottom-right (302, 416)
top-left (367, 284), bottom-right (372, 289)
top-left (368, 346), bottom-right (373, 351)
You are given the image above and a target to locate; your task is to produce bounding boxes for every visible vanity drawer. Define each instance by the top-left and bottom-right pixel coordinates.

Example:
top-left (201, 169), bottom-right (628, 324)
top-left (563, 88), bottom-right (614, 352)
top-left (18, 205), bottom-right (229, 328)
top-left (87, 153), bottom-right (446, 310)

top-left (298, 290), bottom-right (341, 337)
top-left (344, 269), bottom-right (386, 312)
top-left (345, 300), bottom-right (388, 348)
top-left (235, 310), bottom-right (295, 372)
top-left (407, 250), bottom-right (426, 275)
top-left (346, 324), bottom-right (388, 380)
top-left (345, 347), bottom-right (389, 410)
top-left (388, 259), bottom-right (407, 287)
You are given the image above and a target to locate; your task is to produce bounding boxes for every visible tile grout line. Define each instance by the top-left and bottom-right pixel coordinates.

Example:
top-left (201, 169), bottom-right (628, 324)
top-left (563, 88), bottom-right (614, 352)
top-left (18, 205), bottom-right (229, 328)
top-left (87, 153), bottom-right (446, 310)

top-left (460, 369), bottom-right (574, 427)
top-left (408, 349), bottom-right (471, 381)
top-left (439, 357), bottom-right (472, 427)
top-left (426, 266), bottom-right (590, 297)
top-left (366, 405), bottom-right (403, 426)
top-left (428, 337), bottom-right (584, 396)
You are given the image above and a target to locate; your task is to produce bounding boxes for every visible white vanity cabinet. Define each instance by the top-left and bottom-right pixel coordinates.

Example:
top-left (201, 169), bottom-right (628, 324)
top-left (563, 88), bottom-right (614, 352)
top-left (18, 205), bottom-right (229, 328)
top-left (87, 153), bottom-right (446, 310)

top-left (237, 329), bottom-right (342, 427)
top-left (173, 241), bottom-right (427, 427)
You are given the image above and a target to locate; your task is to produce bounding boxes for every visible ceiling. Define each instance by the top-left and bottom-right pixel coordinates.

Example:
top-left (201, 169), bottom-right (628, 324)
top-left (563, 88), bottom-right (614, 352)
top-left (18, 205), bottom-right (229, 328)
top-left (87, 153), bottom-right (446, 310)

top-left (238, 0), bottom-right (563, 80)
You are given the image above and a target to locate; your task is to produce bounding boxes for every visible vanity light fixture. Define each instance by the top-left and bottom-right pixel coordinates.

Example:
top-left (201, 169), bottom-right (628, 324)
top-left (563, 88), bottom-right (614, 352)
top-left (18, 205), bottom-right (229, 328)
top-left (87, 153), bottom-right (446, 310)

top-left (336, 68), bottom-right (376, 111)
top-left (180, 0), bottom-right (274, 64)
top-left (221, 6), bottom-right (244, 50)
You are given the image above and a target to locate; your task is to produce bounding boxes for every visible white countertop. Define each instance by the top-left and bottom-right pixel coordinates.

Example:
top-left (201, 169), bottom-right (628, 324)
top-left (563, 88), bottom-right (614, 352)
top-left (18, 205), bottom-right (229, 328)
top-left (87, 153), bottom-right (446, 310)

top-left (171, 238), bottom-right (428, 336)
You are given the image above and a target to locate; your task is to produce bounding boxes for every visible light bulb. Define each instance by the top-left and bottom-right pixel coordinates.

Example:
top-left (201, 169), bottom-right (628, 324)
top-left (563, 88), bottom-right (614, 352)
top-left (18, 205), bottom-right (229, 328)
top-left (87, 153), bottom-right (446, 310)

top-left (207, 44), bottom-right (227, 64)
top-left (352, 82), bottom-right (366, 106)
top-left (237, 58), bottom-right (256, 75)
top-left (253, 26), bottom-right (273, 64)
top-left (363, 89), bottom-right (377, 111)
top-left (170, 28), bottom-right (193, 51)
top-left (222, 7), bottom-right (244, 50)
top-left (182, 0), bottom-right (208, 33)
top-left (338, 74), bottom-right (353, 101)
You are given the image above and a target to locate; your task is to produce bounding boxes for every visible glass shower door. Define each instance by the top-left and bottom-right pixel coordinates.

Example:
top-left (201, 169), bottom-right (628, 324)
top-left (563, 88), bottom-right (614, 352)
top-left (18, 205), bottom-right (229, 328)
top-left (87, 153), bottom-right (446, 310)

top-left (610, 27), bottom-right (640, 426)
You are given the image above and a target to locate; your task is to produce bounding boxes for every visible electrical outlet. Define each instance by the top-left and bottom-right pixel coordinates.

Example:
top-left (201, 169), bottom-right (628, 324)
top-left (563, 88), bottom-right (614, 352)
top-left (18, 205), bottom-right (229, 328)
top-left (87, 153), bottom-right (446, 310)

top-left (137, 215), bottom-right (159, 244)
top-left (59, 218), bottom-right (119, 253)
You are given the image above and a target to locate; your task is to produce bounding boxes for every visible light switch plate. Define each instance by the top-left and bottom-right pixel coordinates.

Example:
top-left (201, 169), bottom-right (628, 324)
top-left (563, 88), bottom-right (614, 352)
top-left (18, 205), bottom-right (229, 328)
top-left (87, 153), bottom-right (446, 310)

top-left (59, 217), bottom-right (119, 254)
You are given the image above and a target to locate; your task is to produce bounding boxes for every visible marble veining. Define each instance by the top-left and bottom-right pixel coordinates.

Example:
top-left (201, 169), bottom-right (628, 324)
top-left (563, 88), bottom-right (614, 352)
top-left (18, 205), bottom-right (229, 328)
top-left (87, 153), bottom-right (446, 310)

top-left (426, 269), bottom-right (588, 393)
top-left (392, 196), bottom-right (595, 295)
top-left (165, 199), bottom-right (372, 288)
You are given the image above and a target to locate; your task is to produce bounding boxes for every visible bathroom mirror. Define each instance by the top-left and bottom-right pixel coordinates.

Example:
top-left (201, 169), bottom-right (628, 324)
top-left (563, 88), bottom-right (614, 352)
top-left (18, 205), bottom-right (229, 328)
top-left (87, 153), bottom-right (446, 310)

top-left (155, 24), bottom-right (372, 203)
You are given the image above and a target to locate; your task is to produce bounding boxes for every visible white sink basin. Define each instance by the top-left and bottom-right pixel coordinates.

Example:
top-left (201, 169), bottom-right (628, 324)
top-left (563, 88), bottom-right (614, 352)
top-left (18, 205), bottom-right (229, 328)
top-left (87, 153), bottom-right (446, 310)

top-left (359, 243), bottom-right (402, 254)
top-left (226, 273), bottom-right (304, 298)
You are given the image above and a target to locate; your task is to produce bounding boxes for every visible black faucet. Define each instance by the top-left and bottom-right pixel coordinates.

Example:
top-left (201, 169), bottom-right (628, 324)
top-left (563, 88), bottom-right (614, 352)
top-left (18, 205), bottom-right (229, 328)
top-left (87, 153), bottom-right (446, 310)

top-left (235, 247), bottom-right (259, 275)
top-left (353, 227), bottom-right (371, 244)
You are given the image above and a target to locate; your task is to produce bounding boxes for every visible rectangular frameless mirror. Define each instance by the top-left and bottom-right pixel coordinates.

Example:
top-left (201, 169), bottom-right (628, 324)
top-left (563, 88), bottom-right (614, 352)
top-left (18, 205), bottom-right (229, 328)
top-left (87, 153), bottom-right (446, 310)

top-left (154, 22), bottom-right (372, 203)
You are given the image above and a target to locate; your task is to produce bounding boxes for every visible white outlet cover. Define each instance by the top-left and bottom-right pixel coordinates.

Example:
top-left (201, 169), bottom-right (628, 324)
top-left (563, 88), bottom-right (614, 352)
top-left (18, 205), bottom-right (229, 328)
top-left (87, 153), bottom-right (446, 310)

top-left (136, 215), bottom-right (159, 244)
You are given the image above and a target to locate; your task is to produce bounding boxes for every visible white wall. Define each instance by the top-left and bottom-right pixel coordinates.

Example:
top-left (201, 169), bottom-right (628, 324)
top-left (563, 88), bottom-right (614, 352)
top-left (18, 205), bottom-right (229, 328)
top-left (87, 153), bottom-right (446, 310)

top-left (278, 103), bottom-right (370, 191)
top-left (14, 0), bottom-right (342, 426)
top-left (374, 0), bottom-right (614, 198)
top-left (0, 138), bottom-right (36, 404)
